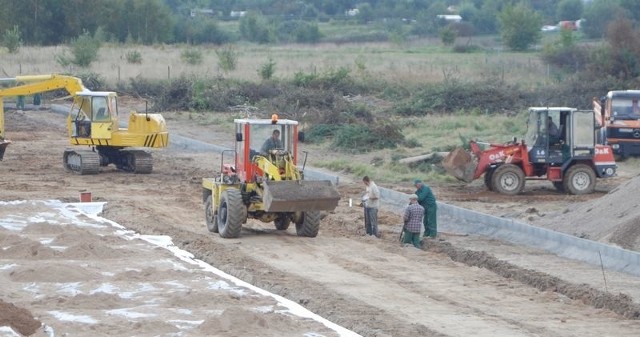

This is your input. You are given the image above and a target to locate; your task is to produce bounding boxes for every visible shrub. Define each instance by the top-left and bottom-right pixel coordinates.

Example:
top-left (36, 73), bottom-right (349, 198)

top-left (181, 48), bottom-right (203, 65)
top-left (67, 30), bottom-right (101, 68)
top-left (239, 12), bottom-right (275, 44)
top-left (216, 46), bottom-right (239, 72)
top-left (258, 57), bottom-right (276, 80)
top-left (125, 50), bottom-right (142, 64)
top-left (439, 26), bottom-right (457, 46)
top-left (2, 25), bottom-right (21, 54)
top-left (331, 122), bottom-right (404, 152)
top-left (129, 76), bottom-right (165, 98)
top-left (76, 72), bottom-right (105, 91)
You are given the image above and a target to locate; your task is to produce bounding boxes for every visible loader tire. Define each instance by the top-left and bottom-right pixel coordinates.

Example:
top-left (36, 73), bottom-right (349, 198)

top-left (491, 164), bottom-right (525, 195)
top-left (563, 164), bottom-right (596, 195)
top-left (274, 216), bottom-right (291, 230)
top-left (484, 168), bottom-right (495, 191)
top-left (205, 195), bottom-right (219, 233)
top-left (217, 188), bottom-right (246, 238)
top-left (296, 211), bottom-right (320, 237)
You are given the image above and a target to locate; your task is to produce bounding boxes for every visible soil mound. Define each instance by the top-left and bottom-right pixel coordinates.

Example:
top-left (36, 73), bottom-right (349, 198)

top-left (539, 174), bottom-right (640, 251)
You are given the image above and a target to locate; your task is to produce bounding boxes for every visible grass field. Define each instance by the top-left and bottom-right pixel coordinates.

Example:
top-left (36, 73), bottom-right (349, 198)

top-left (1, 37), bottom-right (551, 87)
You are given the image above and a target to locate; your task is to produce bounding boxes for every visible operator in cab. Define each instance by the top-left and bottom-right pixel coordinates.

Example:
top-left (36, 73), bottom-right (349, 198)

top-left (261, 129), bottom-right (283, 154)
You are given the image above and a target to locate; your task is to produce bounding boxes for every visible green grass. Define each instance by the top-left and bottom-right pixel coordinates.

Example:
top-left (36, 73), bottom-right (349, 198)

top-left (310, 111), bottom-right (531, 185)
top-left (3, 41), bottom-right (552, 87)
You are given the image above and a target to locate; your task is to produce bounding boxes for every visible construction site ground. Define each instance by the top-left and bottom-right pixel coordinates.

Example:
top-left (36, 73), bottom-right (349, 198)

top-left (2, 104), bottom-right (640, 337)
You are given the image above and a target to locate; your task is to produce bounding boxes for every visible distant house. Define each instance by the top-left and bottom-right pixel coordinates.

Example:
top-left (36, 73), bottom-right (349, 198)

top-left (230, 11), bottom-right (246, 18)
top-left (436, 15), bottom-right (462, 23)
top-left (190, 8), bottom-right (216, 18)
top-left (346, 8), bottom-right (359, 17)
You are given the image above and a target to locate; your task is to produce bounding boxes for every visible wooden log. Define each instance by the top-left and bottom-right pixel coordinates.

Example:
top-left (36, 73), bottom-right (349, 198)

top-left (399, 152), bottom-right (449, 164)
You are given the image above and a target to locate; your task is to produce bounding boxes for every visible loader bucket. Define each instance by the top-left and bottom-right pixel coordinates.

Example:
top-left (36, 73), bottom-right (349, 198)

top-left (0, 140), bottom-right (10, 161)
top-left (263, 180), bottom-right (341, 212)
top-left (442, 147), bottom-right (477, 183)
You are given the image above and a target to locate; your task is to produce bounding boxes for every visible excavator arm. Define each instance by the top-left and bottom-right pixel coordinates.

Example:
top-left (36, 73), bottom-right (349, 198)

top-left (0, 74), bottom-right (88, 152)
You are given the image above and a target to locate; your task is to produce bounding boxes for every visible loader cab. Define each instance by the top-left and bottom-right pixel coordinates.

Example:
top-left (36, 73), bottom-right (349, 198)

top-left (233, 117), bottom-right (299, 183)
top-left (71, 92), bottom-right (118, 139)
top-left (526, 107), bottom-right (577, 165)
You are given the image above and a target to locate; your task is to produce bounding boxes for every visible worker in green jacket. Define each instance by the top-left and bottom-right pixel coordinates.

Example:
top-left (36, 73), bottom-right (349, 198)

top-left (414, 179), bottom-right (438, 238)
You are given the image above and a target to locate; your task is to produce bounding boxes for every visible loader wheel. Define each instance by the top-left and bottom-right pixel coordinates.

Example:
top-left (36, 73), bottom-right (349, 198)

top-left (295, 211), bottom-right (320, 237)
top-left (563, 164), bottom-right (596, 195)
top-left (491, 164), bottom-right (525, 195)
top-left (274, 216), bottom-right (291, 230)
top-left (205, 195), bottom-right (218, 233)
top-left (217, 188), bottom-right (246, 238)
top-left (484, 168), bottom-right (495, 191)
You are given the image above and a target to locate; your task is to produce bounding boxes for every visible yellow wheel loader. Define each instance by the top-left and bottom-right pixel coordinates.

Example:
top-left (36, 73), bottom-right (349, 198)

top-left (0, 74), bottom-right (168, 174)
top-left (202, 115), bottom-right (341, 238)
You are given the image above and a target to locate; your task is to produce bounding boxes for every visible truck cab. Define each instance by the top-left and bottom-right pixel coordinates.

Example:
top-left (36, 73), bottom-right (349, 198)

top-left (595, 90), bottom-right (640, 157)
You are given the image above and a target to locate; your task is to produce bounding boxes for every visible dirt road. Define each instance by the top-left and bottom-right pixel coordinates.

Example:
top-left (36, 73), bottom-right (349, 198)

top-left (2, 107), bottom-right (640, 336)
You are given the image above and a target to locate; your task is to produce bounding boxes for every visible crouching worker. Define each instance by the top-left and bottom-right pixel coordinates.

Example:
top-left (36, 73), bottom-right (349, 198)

top-left (403, 194), bottom-right (424, 248)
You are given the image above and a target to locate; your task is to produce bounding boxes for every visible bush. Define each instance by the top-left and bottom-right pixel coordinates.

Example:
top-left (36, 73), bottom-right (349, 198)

top-left (125, 50), bottom-right (142, 64)
top-left (128, 76), bottom-right (165, 98)
top-left (258, 57), bottom-right (276, 80)
top-left (276, 20), bottom-right (322, 43)
top-left (393, 80), bottom-right (528, 115)
top-left (292, 67), bottom-right (355, 94)
top-left (239, 12), bottom-right (275, 44)
top-left (181, 48), bottom-right (203, 65)
top-left (215, 46), bottom-right (239, 72)
top-left (2, 25), bottom-right (21, 54)
top-left (57, 30), bottom-right (102, 68)
top-left (439, 26), bottom-right (457, 46)
top-left (452, 44), bottom-right (482, 53)
top-left (76, 72), bottom-right (105, 91)
top-left (331, 122), bottom-right (404, 152)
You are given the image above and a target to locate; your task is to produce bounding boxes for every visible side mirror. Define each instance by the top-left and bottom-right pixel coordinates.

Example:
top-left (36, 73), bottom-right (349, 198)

top-left (298, 131), bottom-right (305, 143)
top-left (236, 132), bottom-right (243, 141)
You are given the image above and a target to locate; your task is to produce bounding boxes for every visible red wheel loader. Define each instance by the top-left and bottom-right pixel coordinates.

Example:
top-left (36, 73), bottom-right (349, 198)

top-left (442, 107), bottom-right (617, 195)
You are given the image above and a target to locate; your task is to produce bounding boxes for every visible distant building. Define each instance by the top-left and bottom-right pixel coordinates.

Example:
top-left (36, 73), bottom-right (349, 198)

top-left (190, 8), bottom-right (216, 18)
top-left (436, 14), bottom-right (462, 23)
top-left (230, 11), bottom-right (246, 18)
top-left (346, 8), bottom-right (359, 17)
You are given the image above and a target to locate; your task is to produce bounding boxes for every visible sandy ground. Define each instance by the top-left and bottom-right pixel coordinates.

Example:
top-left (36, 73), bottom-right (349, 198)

top-left (2, 105), bottom-right (640, 336)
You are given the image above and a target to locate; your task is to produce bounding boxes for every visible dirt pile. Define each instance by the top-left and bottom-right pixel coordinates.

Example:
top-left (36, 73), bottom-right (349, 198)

top-left (0, 300), bottom-right (41, 336)
top-left (538, 173), bottom-right (640, 251)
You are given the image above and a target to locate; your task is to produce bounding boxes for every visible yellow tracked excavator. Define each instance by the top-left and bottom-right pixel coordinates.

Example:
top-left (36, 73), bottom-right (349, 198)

top-left (202, 115), bottom-right (340, 238)
top-left (0, 74), bottom-right (168, 174)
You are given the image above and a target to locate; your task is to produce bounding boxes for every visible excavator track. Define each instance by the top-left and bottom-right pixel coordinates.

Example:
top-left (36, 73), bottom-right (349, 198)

top-left (120, 150), bottom-right (153, 174)
top-left (63, 149), bottom-right (100, 175)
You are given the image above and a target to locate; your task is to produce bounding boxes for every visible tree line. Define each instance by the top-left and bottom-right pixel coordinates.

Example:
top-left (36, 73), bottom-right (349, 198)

top-left (0, 0), bottom-right (638, 46)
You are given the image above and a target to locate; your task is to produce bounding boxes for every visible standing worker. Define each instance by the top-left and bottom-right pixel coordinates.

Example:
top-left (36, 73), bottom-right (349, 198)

top-left (362, 176), bottom-right (380, 237)
top-left (414, 179), bottom-right (438, 239)
top-left (403, 194), bottom-right (424, 248)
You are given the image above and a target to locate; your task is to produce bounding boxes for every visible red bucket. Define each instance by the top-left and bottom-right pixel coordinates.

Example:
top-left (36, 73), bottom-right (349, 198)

top-left (79, 192), bottom-right (92, 202)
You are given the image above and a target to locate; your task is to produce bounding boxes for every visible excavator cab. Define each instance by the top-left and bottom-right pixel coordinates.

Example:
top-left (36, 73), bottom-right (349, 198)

top-left (71, 92), bottom-right (117, 139)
